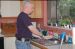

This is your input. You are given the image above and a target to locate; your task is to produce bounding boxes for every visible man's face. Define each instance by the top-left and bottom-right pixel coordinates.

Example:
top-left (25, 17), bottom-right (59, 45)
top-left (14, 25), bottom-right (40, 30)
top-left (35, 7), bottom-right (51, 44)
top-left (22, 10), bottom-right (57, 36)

top-left (28, 5), bottom-right (34, 15)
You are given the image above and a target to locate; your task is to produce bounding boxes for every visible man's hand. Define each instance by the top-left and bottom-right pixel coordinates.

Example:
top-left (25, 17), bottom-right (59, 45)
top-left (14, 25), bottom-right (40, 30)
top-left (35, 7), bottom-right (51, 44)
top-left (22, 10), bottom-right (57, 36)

top-left (32, 34), bottom-right (43, 39)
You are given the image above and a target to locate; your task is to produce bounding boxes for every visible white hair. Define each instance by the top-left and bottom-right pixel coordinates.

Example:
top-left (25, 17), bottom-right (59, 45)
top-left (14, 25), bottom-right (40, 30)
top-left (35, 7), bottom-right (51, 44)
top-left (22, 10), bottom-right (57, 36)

top-left (24, 1), bottom-right (32, 7)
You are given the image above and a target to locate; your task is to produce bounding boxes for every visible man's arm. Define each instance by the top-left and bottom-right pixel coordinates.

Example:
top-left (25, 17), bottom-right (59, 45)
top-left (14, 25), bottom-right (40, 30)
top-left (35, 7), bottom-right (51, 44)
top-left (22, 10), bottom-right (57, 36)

top-left (28, 25), bottom-right (42, 37)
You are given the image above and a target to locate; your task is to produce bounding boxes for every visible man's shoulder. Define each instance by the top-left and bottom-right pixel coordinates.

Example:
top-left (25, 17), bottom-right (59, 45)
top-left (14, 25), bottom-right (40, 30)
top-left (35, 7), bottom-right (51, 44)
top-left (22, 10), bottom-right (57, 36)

top-left (19, 12), bottom-right (27, 16)
top-left (18, 12), bottom-right (28, 18)
top-left (18, 13), bottom-right (31, 22)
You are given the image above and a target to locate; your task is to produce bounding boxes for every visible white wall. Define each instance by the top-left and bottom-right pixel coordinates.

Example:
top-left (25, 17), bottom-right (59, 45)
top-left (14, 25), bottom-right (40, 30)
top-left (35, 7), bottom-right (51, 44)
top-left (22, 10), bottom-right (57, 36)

top-left (1, 1), bottom-right (20, 17)
top-left (4, 37), bottom-right (16, 49)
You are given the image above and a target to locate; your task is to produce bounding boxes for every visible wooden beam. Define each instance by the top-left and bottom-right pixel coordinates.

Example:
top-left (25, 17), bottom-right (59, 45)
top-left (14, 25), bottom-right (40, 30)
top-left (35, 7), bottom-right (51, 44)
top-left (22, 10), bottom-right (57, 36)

top-left (31, 41), bottom-right (48, 49)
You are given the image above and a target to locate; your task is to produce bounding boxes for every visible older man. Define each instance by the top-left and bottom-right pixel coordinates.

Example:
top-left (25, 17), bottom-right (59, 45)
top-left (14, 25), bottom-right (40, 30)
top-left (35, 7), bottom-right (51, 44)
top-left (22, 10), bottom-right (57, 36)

top-left (15, 2), bottom-right (43, 49)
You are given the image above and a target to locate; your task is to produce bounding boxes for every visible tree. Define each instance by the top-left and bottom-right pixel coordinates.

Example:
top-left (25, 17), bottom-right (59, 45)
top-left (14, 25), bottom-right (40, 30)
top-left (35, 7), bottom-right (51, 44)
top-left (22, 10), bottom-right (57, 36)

top-left (58, 0), bottom-right (71, 17)
top-left (57, 0), bottom-right (75, 24)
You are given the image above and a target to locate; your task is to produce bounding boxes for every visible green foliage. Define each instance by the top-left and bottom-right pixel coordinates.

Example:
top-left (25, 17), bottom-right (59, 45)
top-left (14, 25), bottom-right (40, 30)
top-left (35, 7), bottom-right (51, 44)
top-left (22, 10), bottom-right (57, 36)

top-left (48, 0), bottom-right (75, 25)
top-left (59, 18), bottom-right (71, 26)
top-left (58, 0), bottom-right (75, 17)
top-left (70, 0), bottom-right (75, 17)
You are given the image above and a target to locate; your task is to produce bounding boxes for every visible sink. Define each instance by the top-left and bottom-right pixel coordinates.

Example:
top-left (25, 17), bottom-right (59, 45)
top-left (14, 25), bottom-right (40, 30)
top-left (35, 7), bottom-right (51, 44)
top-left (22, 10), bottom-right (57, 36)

top-left (32, 38), bottom-right (60, 46)
top-left (32, 38), bottom-right (72, 46)
top-left (32, 38), bottom-right (73, 49)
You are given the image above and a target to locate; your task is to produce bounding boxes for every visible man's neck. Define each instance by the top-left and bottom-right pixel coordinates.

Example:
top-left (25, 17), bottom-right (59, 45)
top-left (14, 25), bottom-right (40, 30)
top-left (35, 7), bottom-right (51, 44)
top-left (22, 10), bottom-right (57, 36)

top-left (23, 11), bottom-right (29, 15)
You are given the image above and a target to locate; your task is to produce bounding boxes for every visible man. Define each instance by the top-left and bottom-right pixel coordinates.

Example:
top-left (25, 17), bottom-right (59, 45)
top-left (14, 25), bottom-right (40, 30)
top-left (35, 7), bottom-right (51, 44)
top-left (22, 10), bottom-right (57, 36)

top-left (15, 2), bottom-right (43, 49)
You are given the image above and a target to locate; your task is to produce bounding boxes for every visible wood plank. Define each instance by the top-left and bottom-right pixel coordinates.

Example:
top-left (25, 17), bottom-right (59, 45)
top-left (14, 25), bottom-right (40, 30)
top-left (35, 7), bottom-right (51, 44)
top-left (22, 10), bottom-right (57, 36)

top-left (31, 41), bottom-right (48, 49)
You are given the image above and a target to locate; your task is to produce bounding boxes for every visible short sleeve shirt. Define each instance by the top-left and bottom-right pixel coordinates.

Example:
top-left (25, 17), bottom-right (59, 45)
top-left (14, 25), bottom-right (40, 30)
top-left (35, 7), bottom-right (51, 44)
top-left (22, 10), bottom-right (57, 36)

top-left (16, 12), bottom-right (32, 39)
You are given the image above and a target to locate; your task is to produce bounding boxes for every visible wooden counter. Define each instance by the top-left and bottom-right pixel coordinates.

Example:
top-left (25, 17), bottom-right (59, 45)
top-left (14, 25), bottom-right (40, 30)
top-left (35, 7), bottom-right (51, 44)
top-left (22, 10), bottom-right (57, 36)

top-left (31, 41), bottom-right (48, 49)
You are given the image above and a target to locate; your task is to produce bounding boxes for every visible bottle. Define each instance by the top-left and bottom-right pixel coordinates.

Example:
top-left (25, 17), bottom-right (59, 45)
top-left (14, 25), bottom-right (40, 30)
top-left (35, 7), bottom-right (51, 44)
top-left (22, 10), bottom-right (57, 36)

top-left (68, 36), bottom-right (72, 44)
top-left (60, 32), bottom-right (66, 43)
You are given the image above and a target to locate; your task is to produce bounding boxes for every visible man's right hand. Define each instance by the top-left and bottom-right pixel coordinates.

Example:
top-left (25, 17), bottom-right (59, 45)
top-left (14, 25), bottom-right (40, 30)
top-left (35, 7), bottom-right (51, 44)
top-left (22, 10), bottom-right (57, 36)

top-left (32, 34), bottom-right (43, 39)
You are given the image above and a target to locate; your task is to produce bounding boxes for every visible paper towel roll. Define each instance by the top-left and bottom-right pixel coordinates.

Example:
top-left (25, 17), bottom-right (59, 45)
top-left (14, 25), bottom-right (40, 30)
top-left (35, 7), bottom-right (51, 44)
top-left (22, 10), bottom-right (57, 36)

top-left (72, 27), bottom-right (75, 45)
